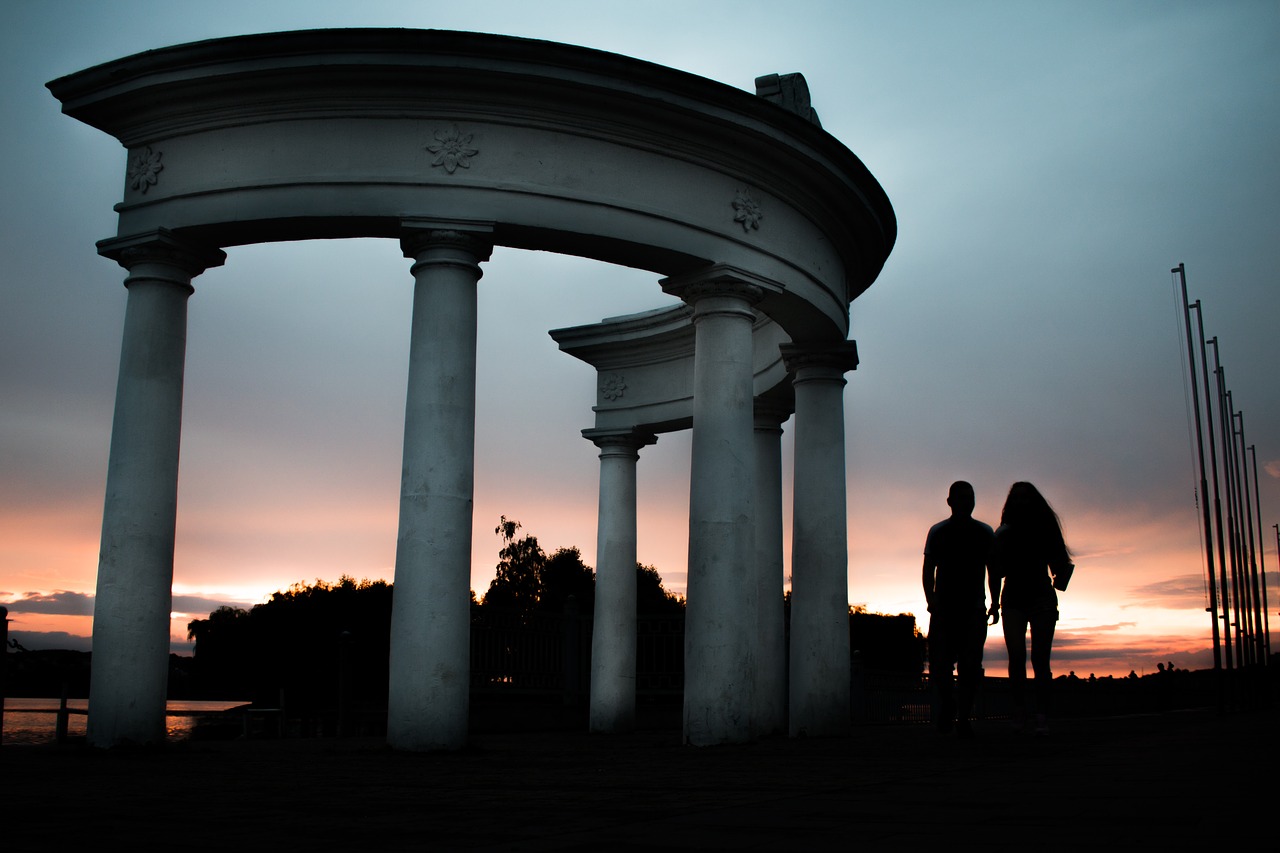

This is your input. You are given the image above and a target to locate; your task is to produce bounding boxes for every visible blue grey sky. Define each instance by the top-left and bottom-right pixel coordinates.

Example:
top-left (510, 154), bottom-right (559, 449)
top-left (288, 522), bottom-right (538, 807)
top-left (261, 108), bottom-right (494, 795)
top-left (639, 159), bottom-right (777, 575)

top-left (2, 1), bottom-right (1277, 674)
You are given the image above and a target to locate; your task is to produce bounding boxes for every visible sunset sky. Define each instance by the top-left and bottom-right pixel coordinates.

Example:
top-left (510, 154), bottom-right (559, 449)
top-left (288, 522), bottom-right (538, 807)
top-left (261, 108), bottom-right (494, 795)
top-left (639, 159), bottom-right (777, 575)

top-left (2, 1), bottom-right (1277, 678)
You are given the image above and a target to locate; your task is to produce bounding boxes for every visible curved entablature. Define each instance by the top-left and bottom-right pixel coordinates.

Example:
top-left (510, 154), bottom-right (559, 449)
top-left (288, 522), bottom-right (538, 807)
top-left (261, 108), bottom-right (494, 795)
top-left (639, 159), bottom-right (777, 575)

top-left (48, 28), bottom-right (895, 342)
top-left (549, 303), bottom-right (794, 434)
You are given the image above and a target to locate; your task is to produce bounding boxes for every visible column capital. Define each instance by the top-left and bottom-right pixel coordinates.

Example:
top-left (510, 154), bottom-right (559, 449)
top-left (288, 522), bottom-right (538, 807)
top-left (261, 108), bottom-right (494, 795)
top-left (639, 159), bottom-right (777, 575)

top-left (583, 427), bottom-right (658, 458)
top-left (659, 264), bottom-right (781, 308)
top-left (780, 340), bottom-right (859, 378)
top-left (97, 229), bottom-right (226, 276)
top-left (399, 220), bottom-right (494, 262)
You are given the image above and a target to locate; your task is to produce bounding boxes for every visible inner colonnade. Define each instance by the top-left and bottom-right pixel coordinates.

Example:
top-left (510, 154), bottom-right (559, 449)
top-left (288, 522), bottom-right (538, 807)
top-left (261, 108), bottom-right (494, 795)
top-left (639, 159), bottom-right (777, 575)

top-left (48, 29), bottom-right (895, 749)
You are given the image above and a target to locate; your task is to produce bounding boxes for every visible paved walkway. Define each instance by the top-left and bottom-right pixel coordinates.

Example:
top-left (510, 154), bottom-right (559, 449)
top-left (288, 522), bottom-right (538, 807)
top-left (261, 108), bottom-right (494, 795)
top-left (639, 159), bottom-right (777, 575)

top-left (4, 708), bottom-right (1271, 850)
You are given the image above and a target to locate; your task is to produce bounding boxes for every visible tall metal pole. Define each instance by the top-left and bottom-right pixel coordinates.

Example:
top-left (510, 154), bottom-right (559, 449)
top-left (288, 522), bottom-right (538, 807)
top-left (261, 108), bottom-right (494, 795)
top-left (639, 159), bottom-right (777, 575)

top-left (1272, 523), bottom-right (1278, 660)
top-left (1249, 447), bottom-right (1270, 661)
top-left (1239, 436), bottom-right (1263, 665)
top-left (1209, 345), bottom-right (1235, 669)
top-left (1228, 399), bottom-right (1252, 665)
top-left (1236, 413), bottom-right (1258, 665)
top-left (1174, 266), bottom-right (1221, 669)
top-left (1220, 371), bottom-right (1244, 666)
top-left (1233, 409), bottom-right (1264, 660)
top-left (0, 605), bottom-right (7, 746)
top-left (1198, 323), bottom-right (1231, 670)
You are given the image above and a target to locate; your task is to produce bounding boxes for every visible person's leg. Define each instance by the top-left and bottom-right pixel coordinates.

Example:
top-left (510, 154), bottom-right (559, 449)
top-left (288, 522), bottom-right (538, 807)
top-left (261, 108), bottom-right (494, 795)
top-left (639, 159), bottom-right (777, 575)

top-left (1029, 610), bottom-right (1057, 731)
top-left (955, 613), bottom-right (987, 733)
top-left (928, 613), bottom-right (956, 732)
top-left (1002, 607), bottom-right (1029, 729)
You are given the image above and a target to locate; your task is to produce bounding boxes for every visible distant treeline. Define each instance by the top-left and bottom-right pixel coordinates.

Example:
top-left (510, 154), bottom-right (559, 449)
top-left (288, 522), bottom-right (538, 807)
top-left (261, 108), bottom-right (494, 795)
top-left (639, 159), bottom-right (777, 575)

top-left (182, 519), bottom-right (691, 706)
top-left (181, 564), bottom-right (687, 707)
top-left (1, 520), bottom-right (928, 705)
top-left (178, 587), bottom-right (927, 707)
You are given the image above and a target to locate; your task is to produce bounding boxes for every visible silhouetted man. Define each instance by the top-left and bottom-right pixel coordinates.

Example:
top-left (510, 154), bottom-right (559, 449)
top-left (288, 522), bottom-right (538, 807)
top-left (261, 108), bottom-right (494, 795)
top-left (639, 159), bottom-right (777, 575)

top-left (922, 481), bottom-right (996, 737)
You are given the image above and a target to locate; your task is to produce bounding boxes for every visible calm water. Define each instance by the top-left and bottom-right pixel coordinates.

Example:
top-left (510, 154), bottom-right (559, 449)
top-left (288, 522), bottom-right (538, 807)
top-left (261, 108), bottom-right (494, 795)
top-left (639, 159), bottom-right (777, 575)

top-left (1, 698), bottom-right (249, 745)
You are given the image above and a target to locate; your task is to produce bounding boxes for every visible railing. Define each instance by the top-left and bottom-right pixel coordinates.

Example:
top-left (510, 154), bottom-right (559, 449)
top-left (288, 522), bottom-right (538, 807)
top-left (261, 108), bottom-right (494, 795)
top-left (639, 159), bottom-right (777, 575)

top-left (469, 605), bottom-right (684, 701)
top-left (636, 614), bottom-right (684, 694)
top-left (10, 693), bottom-right (89, 745)
top-left (853, 669), bottom-right (930, 724)
top-left (468, 607), bottom-right (937, 725)
top-left (470, 608), bottom-right (578, 693)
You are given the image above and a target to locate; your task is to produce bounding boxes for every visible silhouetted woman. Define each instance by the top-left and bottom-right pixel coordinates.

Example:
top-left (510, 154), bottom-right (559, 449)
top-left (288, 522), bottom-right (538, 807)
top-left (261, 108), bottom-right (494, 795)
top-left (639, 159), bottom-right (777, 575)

top-left (989, 482), bottom-right (1073, 735)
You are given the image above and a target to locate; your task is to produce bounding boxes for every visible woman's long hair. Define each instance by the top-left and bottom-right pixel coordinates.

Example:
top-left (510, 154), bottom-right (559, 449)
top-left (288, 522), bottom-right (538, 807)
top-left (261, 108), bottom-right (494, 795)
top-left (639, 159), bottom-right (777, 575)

top-left (1000, 481), bottom-right (1070, 555)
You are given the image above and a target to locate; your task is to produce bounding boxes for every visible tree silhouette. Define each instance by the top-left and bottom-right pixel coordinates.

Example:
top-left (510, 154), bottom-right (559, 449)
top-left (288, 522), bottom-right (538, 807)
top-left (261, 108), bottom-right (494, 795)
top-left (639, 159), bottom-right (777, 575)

top-left (637, 563), bottom-right (684, 614)
top-left (186, 575), bottom-right (392, 707)
top-left (185, 605), bottom-right (252, 697)
top-left (482, 517), bottom-right (548, 616)
top-left (179, 520), bottom-right (698, 710)
top-left (541, 546), bottom-right (595, 613)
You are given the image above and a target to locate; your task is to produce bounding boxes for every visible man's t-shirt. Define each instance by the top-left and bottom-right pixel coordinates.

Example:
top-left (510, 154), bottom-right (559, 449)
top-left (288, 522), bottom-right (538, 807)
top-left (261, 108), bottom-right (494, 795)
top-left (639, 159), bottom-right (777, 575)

top-left (924, 516), bottom-right (995, 612)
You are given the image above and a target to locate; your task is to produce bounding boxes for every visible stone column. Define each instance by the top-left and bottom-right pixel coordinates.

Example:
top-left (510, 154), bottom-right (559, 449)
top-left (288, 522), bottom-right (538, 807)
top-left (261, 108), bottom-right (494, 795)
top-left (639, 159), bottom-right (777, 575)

top-left (584, 427), bottom-right (656, 733)
top-left (783, 341), bottom-right (859, 737)
top-left (88, 229), bottom-right (225, 748)
top-left (753, 399), bottom-right (790, 736)
top-left (661, 266), bottom-right (766, 745)
top-left (388, 224), bottom-right (492, 751)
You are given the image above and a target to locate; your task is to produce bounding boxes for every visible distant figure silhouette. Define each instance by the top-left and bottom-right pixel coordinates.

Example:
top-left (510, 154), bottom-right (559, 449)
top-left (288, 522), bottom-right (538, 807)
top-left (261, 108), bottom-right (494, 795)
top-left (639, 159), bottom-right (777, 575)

top-left (990, 482), bottom-right (1073, 736)
top-left (922, 480), bottom-right (996, 737)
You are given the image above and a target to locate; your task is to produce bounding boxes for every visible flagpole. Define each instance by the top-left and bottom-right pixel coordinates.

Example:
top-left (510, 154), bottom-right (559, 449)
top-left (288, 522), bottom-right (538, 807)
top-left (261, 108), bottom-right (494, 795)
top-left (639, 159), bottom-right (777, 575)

top-left (1248, 447), bottom-right (1270, 661)
top-left (1209, 349), bottom-right (1238, 670)
top-left (1218, 394), bottom-right (1249, 666)
top-left (1228, 409), bottom-right (1249, 660)
top-left (1272, 522), bottom-right (1278, 660)
top-left (1244, 425), bottom-right (1264, 666)
top-left (1173, 264), bottom-right (1222, 671)
top-left (1195, 316), bottom-right (1232, 671)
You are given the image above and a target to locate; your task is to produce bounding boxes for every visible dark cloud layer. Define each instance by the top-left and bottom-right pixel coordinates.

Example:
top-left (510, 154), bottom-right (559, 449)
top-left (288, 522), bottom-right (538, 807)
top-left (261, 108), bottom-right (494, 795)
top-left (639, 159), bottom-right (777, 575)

top-left (1127, 572), bottom-right (1278, 611)
top-left (2, 591), bottom-right (93, 616)
top-left (1, 591), bottom-right (255, 618)
top-left (171, 595), bottom-right (255, 616)
top-left (8, 630), bottom-right (92, 653)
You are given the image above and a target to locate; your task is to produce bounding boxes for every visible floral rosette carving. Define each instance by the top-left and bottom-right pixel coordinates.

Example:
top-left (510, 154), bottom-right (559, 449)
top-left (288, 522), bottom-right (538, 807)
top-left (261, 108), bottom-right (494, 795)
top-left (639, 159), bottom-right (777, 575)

top-left (426, 125), bottom-right (479, 174)
top-left (127, 146), bottom-right (164, 193)
top-left (600, 373), bottom-right (627, 401)
top-left (732, 190), bottom-right (763, 232)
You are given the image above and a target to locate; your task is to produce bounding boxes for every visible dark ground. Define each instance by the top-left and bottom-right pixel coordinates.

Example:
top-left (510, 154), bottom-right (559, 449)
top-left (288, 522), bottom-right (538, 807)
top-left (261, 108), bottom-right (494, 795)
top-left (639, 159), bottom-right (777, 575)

top-left (3, 707), bottom-right (1272, 851)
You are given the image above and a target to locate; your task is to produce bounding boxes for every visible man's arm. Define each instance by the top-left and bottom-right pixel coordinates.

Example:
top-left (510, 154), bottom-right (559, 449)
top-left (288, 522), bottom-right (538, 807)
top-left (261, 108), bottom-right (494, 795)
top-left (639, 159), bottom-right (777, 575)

top-left (922, 556), bottom-right (936, 613)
